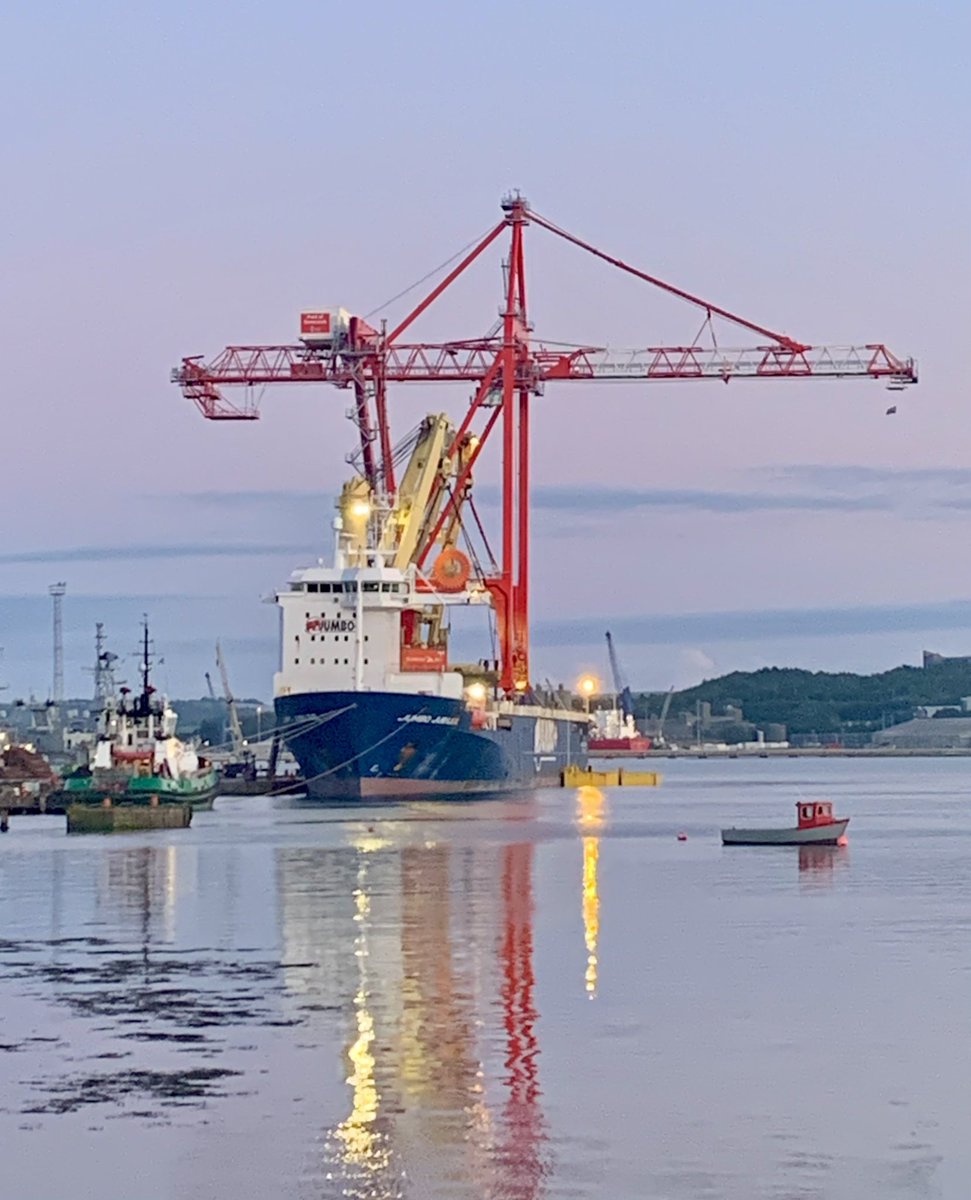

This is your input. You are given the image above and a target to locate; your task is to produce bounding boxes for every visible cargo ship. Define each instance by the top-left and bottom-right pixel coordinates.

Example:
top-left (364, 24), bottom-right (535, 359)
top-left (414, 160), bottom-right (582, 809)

top-left (587, 631), bottom-right (652, 754)
top-left (274, 513), bottom-right (588, 801)
top-left (588, 707), bottom-right (652, 755)
top-left (274, 416), bottom-right (589, 801)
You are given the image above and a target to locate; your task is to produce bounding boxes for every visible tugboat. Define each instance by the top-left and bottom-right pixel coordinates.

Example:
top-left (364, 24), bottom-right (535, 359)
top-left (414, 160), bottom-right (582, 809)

top-left (57, 623), bottom-right (216, 832)
top-left (721, 801), bottom-right (849, 847)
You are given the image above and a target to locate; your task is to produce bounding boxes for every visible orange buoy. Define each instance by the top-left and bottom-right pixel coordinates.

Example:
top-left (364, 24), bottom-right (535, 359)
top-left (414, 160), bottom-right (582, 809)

top-left (837, 834), bottom-right (849, 847)
top-left (430, 547), bottom-right (471, 593)
top-left (677, 832), bottom-right (688, 842)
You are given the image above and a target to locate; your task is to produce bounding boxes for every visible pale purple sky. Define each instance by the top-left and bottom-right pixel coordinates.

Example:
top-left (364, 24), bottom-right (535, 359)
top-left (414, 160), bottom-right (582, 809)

top-left (2, 1), bottom-right (970, 699)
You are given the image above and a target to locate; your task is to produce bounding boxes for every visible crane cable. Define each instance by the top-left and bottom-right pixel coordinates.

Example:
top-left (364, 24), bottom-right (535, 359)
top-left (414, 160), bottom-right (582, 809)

top-left (363, 224), bottom-right (500, 322)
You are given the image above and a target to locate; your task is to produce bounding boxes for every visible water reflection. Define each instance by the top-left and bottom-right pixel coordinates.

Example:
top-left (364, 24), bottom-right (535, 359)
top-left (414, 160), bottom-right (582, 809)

top-left (798, 843), bottom-right (849, 886)
top-left (99, 845), bottom-right (182, 943)
top-left (575, 787), bottom-right (606, 999)
top-left (276, 826), bottom-right (549, 1199)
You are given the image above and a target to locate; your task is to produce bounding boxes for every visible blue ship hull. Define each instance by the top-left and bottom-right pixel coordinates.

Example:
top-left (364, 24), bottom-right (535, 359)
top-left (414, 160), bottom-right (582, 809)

top-left (275, 690), bottom-right (588, 801)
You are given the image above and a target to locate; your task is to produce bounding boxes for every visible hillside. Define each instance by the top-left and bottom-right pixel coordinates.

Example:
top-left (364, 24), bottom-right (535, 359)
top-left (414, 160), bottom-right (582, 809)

top-left (633, 661), bottom-right (971, 737)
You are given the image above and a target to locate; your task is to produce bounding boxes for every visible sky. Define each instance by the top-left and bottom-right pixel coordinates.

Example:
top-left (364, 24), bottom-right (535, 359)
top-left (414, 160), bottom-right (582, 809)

top-left (2, 0), bottom-right (971, 701)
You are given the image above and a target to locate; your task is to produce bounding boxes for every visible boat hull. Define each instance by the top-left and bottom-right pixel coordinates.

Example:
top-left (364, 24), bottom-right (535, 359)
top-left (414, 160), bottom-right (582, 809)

top-left (589, 736), bottom-right (652, 754)
top-left (66, 802), bottom-right (193, 834)
top-left (275, 690), bottom-right (588, 801)
top-left (53, 766), bottom-right (217, 811)
top-left (721, 819), bottom-right (849, 846)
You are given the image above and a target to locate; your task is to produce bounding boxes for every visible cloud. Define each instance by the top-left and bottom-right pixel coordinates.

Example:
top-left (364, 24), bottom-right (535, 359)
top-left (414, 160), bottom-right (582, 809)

top-left (477, 484), bottom-right (890, 515)
top-left (179, 490), bottom-right (330, 507)
top-left (170, 472), bottom-right (971, 520)
top-left (766, 464), bottom-right (971, 491)
top-left (533, 599), bottom-right (971, 647)
top-left (0, 543), bottom-right (311, 566)
top-left (678, 647), bottom-right (717, 679)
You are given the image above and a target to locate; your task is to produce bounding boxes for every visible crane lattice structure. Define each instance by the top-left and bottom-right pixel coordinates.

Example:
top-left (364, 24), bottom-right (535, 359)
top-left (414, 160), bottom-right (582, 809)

top-left (173, 195), bottom-right (916, 695)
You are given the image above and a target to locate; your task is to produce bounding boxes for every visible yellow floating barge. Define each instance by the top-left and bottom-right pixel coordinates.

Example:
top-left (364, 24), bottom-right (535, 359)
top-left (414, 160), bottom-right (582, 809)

top-left (561, 765), bottom-right (662, 788)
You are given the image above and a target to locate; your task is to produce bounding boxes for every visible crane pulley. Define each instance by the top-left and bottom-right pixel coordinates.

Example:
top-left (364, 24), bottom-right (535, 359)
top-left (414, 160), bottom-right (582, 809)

top-left (174, 195), bottom-right (917, 695)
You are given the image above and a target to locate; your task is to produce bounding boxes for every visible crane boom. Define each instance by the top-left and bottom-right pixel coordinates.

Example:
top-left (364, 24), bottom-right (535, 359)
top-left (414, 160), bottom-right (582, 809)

top-left (605, 632), bottom-right (634, 722)
top-left (174, 340), bottom-right (914, 420)
top-left (216, 640), bottom-right (244, 755)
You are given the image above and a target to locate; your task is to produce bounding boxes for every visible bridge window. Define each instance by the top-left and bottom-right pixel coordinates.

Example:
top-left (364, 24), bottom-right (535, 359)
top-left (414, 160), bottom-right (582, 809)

top-left (308, 583), bottom-right (319, 593)
top-left (320, 583), bottom-right (332, 593)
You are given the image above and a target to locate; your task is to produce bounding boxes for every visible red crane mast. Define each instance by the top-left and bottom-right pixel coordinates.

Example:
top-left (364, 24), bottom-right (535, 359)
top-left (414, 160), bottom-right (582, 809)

top-left (173, 195), bottom-right (916, 695)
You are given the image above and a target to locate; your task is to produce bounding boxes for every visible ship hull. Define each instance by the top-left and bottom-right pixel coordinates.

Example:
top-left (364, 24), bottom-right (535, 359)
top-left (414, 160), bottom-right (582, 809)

top-left (52, 767), bottom-right (218, 811)
top-left (721, 819), bottom-right (849, 846)
top-left (275, 690), bottom-right (588, 801)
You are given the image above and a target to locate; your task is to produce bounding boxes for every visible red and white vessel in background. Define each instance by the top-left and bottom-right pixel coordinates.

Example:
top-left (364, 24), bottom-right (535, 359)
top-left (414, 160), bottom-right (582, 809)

top-left (588, 631), bottom-right (652, 755)
top-left (588, 708), bottom-right (652, 755)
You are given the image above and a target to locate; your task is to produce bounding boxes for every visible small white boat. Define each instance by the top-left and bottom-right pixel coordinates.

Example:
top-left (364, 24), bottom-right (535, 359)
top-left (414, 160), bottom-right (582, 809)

top-left (721, 801), bottom-right (849, 847)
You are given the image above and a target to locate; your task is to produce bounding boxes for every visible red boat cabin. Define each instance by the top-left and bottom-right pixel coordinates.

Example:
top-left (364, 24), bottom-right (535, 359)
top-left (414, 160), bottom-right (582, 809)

top-left (796, 801), bottom-right (837, 829)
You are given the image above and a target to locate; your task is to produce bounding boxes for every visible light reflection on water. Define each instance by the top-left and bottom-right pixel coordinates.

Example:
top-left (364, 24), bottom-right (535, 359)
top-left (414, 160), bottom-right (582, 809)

top-left (2, 759), bottom-right (971, 1197)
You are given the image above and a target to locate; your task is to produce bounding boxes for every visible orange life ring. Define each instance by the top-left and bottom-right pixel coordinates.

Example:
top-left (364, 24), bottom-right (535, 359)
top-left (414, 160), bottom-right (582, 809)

top-left (430, 548), bottom-right (471, 593)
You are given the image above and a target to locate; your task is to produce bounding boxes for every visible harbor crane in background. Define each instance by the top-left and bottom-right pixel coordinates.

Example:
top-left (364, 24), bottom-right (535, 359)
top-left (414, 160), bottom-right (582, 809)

top-left (605, 631), bottom-right (634, 723)
top-left (174, 195), bottom-right (917, 696)
top-left (215, 641), bottom-right (244, 756)
top-left (655, 687), bottom-right (676, 749)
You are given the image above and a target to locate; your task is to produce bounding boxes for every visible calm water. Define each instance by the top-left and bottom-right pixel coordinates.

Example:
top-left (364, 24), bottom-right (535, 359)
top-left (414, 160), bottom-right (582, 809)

top-left (2, 758), bottom-right (971, 1199)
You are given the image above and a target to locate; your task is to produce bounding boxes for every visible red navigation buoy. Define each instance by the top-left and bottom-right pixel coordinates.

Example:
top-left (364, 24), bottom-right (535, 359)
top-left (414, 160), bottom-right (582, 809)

top-left (677, 832), bottom-right (688, 842)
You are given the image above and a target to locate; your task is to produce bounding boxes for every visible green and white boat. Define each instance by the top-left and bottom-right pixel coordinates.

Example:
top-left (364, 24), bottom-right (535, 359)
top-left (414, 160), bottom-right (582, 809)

top-left (57, 623), bottom-right (216, 828)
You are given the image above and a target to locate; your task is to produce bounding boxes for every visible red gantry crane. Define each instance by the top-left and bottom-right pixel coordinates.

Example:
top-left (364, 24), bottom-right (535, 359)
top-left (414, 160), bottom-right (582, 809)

top-left (173, 195), bottom-right (916, 695)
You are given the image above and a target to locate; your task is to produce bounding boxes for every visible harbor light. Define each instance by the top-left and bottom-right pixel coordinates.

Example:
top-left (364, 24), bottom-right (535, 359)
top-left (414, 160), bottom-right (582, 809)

top-left (466, 681), bottom-right (487, 704)
top-left (349, 498), bottom-right (371, 519)
top-left (578, 675), bottom-right (598, 714)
